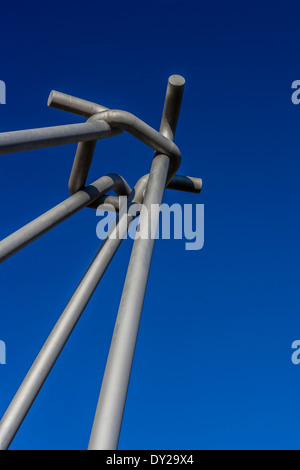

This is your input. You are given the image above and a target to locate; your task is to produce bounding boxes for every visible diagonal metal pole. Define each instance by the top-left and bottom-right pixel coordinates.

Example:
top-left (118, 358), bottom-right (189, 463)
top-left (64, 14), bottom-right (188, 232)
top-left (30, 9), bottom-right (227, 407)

top-left (0, 178), bottom-right (147, 451)
top-left (0, 172), bottom-right (201, 264)
top-left (0, 121), bottom-right (120, 155)
top-left (88, 75), bottom-right (185, 450)
top-left (0, 169), bottom-right (202, 449)
top-left (0, 174), bottom-right (131, 263)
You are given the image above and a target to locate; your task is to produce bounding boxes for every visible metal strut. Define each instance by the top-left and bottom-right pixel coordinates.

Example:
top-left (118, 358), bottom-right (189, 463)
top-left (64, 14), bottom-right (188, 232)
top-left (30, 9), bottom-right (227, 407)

top-left (0, 75), bottom-right (202, 450)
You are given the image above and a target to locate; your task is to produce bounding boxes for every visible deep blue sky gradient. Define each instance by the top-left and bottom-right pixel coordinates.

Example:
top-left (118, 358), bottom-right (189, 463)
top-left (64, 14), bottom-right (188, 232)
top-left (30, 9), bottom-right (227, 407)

top-left (1, 0), bottom-right (300, 450)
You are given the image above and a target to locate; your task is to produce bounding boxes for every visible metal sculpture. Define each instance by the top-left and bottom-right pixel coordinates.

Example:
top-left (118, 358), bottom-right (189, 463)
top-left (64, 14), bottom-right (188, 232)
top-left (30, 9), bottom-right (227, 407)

top-left (0, 75), bottom-right (202, 450)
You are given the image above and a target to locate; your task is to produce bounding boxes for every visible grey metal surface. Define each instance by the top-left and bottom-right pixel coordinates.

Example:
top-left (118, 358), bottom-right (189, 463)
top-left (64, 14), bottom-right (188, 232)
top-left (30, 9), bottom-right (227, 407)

top-left (90, 110), bottom-right (181, 178)
top-left (0, 121), bottom-right (117, 155)
top-left (0, 75), bottom-right (202, 450)
top-left (166, 174), bottom-right (202, 193)
top-left (47, 90), bottom-right (182, 195)
top-left (158, 74), bottom-right (185, 141)
top-left (0, 177), bottom-right (147, 451)
top-left (68, 111), bottom-right (181, 195)
top-left (0, 174), bottom-right (131, 263)
top-left (48, 90), bottom-right (109, 118)
top-left (88, 174), bottom-right (202, 211)
top-left (0, 173), bottom-right (201, 263)
top-left (88, 75), bottom-right (185, 450)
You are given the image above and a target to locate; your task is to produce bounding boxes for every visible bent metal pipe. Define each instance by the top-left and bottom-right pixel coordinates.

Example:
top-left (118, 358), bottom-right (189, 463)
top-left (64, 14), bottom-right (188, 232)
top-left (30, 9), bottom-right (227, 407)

top-left (0, 75), bottom-right (203, 450)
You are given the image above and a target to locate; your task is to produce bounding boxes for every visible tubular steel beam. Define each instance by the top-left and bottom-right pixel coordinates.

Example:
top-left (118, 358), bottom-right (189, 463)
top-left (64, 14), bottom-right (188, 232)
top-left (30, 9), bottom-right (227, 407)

top-left (0, 177), bottom-right (148, 451)
top-left (68, 111), bottom-right (181, 194)
top-left (88, 75), bottom-right (185, 450)
top-left (0, 121), bottom-right (120, 155)
top-left (166, 174), bottom-right (202, 193)
top-left (88, 174), bottom-right (202, 211)
top-left (0, 174), bottom-right (131, 263)
top-left (0, 164), bottom-right (201, 449)
top-left (0, 75), bottom-right (202, 451)
top-left (0, 173), bottom-right (201, 263)
top-left (47, 90), bottom-right (109, 118)
top-left (47, 89), bottom-right (182, 195)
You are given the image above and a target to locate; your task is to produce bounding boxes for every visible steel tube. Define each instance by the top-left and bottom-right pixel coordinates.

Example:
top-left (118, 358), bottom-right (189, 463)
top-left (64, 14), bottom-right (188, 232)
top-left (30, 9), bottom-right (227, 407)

top-left (89, 174), bottom-right (202, 211)
top-left (68, 139), bottom-right (98, 194)
top-left (0, 174), bottom-right (131, 264)
top-left (159, 74), bottom-right (185, 141)
top-left (0, 75), bottom-right (201, 451)
top-left (88, 156), bottom-right (170, 450)
top-left (89, 110), bottom-right (181, 181)
top-left (90, 110), bottom-right (181, 164)
top-left (0, 121), bottom-right (117, 155)
top-left (48, 89), bottom-right (182, 194)
top-left (0, 179), bottom-right (147, 451)
top-left (48, 90), bottom-right (109, 118)
top-left (47, 86), bottom-right (182, 172)
top-left (68, 101), bottom-right (182, 195)
top-left (88, 75), bottom-right (185, 450)
top-left (166, 174), bottom-right (202, 193)
top-left (0, 171), bottom-right (201, 263)
top-left (47, 92), bottom-right (124, 195)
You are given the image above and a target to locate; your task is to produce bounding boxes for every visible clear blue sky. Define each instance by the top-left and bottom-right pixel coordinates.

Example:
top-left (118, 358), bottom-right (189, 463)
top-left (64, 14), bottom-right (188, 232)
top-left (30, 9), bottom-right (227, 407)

top-left (1, 0), bottom-right (300, 450)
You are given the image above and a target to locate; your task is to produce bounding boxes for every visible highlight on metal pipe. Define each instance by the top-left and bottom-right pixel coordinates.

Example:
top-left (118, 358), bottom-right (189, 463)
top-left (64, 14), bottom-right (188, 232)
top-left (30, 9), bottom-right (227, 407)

top-left (0, 121), bottom-right (117, 155)
top-left (47, 90), bottom-right (109, 118)
top-left (0, 174), bottom-right (131, 264)
top-left (47, 89), bottom-right (182, 194)
top-left (67, 110), bottom-right (181, 194)
top-left (167, 174), bottom-right (202, 193)
top-left (88, 174), bottom-right (202, 211)
top-left (0, 173), bottom-right (201, 263)
top-left (0, 74), bottom-right (203, 450)
top-left (88, 74), bottom-right (186, 450)
top-left (0, 178), bottom-right (147, 451)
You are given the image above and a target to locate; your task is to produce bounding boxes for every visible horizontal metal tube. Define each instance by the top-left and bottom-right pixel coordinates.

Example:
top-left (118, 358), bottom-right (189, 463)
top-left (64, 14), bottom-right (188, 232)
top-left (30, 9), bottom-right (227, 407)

top-left (89, 174), bottom-right (202, 211)
top-left (0, 121), bottom-right (115, 155)
top-left (68, 110), bottom-right (181, 195)
top-left (48, 90), bottom-right (109, 118)
top-left (48, 85), bottom-right (182, 195)
top-left (167, 174), bottom-right (202, 193)
top-left (47, 82), bottom-right (183, 169)
top-left (92, 195), bottom-right (121, 212)
top-left (0, 174), bottom-right (131, 263)
top-left (90, 111), bottom-right (181, 177)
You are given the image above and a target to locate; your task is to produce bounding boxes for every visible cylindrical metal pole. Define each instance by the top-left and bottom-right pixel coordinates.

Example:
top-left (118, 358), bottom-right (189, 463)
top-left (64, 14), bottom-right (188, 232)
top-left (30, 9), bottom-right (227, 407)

top-left (47, 90), bottom-right (109, 118)
top-left (0, 174), bottom-right (131, 263)
top-left (166, 174), bottom-right (202, 193)
top-left (88, 75), bottom-right (185, 450)
top-left (88, 174), bottom-right (203, 211)
top-left (0, 121), bottom-right (116, 155)
top-left (88, 155), bottom-right (170, 450)
top-left (0, 181), bottom-right (145, 450)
